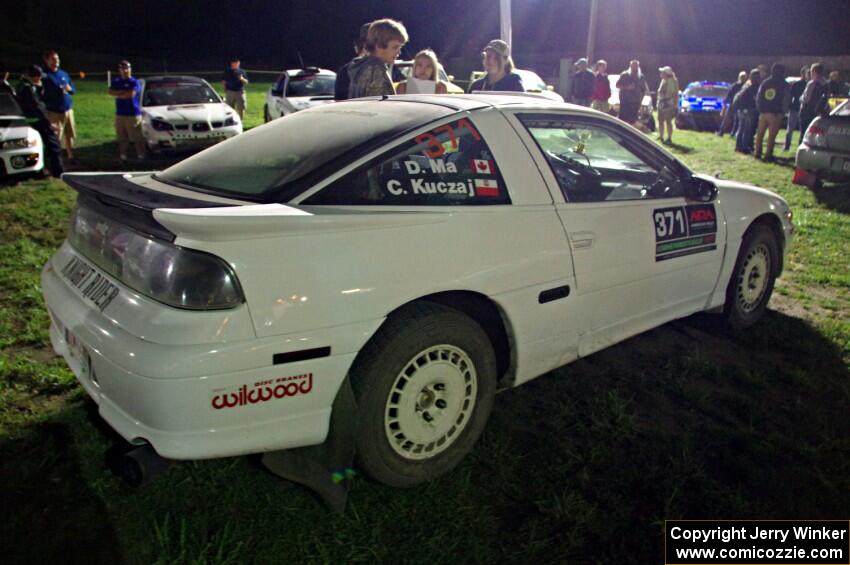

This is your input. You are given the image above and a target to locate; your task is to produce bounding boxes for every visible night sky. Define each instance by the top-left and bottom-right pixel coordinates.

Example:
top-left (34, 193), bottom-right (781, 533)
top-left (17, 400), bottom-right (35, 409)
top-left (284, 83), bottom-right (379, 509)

top-left (2, 0), bottom-right (849, 71)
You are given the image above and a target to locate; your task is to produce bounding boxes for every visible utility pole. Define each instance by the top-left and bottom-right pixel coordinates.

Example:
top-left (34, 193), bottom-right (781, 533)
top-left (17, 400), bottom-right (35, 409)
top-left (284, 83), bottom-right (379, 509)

top-left (586, 0), bottom-right (599, 63)
top-left (500, 0), bottom-right (512, 47)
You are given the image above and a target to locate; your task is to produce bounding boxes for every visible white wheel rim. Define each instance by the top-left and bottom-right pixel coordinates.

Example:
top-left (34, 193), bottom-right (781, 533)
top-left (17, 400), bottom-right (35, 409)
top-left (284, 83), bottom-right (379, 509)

top-left (737, 243), bottom-right (771, 313)
top-left (384, 344), bottom-right (478, 461)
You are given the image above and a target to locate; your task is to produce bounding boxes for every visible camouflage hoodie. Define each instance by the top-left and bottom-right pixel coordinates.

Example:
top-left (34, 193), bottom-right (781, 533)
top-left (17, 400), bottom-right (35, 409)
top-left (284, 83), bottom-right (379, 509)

top-left (347, 55), bottom-right (394, 99)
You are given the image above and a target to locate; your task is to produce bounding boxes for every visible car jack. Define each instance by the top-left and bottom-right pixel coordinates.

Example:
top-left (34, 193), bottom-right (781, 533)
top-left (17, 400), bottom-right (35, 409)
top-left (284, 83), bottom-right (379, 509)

top-left (261, 376), bottom-right (358, 513)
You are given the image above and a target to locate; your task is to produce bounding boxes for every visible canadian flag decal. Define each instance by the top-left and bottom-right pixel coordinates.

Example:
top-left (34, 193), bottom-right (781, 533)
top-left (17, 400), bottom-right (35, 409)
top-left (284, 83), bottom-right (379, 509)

top-left (474, 178), bottom-right (500, 196)
top-left (471, 159), bottom-right (494, 174)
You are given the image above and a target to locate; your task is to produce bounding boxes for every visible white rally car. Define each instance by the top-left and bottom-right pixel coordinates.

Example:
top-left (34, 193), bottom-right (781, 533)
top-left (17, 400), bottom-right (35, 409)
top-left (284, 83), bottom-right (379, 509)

top-left (140, 76), bottom-right (242, 152)
top-left (0, 92), bottom-right (44, 177)
top-left (43, 95), bottom-right (793, 487)
top-left (263, 67), bottom-right (335, 122)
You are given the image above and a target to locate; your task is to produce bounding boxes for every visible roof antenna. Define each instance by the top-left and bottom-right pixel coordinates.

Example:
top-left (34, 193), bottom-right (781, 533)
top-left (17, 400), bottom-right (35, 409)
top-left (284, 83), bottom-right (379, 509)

top-left (297, 51), bottom-right (305, 69)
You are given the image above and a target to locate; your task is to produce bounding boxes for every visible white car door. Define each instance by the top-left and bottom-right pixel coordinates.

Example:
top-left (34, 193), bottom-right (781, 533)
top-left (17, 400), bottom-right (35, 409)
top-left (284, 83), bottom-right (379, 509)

top-left (508, 112), bottom-right (726, 356)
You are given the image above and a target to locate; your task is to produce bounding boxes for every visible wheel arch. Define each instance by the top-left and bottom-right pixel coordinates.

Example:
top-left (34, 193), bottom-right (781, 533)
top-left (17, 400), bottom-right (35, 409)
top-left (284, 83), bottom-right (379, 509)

top-left (353, 291), bottom-right (517, 390)
top-left (746, 212), bottom-right (785, 275)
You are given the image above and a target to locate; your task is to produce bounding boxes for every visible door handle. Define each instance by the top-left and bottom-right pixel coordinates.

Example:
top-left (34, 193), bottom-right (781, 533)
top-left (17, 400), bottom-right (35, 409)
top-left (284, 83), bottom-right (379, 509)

top-left (570, 231), bottom-right (596, 249)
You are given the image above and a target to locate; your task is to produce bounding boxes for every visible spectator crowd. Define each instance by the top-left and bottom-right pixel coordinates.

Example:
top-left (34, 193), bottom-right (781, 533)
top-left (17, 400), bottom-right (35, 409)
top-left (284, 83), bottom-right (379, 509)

top-left (3, 19), bottom-right (848, 178)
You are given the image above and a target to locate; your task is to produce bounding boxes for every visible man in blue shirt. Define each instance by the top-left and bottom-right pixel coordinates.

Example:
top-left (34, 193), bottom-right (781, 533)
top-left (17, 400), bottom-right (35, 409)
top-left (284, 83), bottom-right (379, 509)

top-left (222, 58), bottom-right (248, 120)
top-left (42, 50), bottom-right (76, 161)
top-left (108, 60), bottom-right (144, 161)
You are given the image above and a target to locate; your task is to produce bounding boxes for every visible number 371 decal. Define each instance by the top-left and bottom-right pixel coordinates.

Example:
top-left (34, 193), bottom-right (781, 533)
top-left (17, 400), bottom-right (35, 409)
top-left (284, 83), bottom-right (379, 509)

top-left (653, 204), bottom-right (718, 261)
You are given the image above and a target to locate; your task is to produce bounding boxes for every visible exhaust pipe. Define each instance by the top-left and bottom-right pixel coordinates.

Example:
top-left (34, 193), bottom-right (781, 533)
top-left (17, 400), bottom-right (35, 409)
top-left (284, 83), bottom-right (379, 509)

top-left (109, 444), bottom-right (173, 487)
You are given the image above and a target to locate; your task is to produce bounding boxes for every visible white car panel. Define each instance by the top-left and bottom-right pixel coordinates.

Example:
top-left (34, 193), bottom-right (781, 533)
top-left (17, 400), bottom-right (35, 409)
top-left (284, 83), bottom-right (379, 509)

top-left (42, 94), bottom-right (793, 461)
top-left (0, 114), bottom-right (44, 176)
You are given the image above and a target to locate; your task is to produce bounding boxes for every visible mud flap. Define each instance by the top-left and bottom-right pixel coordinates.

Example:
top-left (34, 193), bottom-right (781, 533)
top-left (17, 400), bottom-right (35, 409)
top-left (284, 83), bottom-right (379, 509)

top-left (261, 375), bottom-right (358, 512)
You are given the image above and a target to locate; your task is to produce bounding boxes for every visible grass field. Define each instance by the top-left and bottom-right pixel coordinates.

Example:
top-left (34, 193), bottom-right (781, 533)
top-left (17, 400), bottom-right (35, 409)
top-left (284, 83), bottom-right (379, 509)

top-left (1, 80), bottom-right (848, 564)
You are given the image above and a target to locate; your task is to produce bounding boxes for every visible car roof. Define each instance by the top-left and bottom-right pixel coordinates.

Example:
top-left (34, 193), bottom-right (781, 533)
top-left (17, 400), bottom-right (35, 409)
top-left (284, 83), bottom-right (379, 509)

top-left (686, 81), bottom-right (731, 88)
top-left (142, 75), bottom-right (208, 84)
top-left (373, 93), bottom-right (588, 113)
top-left (285, 68), bottom-right (335, 76)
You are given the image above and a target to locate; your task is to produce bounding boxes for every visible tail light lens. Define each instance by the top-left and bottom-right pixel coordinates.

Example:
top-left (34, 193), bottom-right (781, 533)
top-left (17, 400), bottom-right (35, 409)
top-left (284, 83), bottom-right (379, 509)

top-left (803, 120), bottom-right (827, 148)
top-left (69, 205), bottom-right (244, 310)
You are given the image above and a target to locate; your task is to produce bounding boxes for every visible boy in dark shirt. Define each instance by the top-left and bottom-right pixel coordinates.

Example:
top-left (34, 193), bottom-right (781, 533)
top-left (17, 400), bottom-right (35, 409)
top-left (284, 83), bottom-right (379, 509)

top-left (784, 66), bottom-right (809, 151)
top-left (335, 23), bottom-right (370, 101)
top-left (222, 58), bottom-right (248, 120)
top-left (16, 65), bottom-right (63, 176)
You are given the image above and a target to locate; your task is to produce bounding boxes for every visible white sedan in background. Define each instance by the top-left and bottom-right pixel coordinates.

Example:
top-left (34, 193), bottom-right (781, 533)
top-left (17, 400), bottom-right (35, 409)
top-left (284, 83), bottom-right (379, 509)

top-left (264, 67), bottom-right (335, 122)
top-left (0, 92), bottom-right (43, 177)
top-left (43, 94), bottom-right (792, 488)
top-left (141, 76), bottom-right (242, 152)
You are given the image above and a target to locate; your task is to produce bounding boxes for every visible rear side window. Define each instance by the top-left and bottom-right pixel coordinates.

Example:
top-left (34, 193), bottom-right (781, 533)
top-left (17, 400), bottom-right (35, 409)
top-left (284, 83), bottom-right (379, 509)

top-left (304, 118), bottom-right (511, 205)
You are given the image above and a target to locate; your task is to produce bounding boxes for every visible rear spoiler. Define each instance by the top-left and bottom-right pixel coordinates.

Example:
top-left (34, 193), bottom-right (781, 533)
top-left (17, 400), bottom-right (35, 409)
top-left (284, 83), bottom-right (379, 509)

top-left (62, 172), bottom-right (237, 242)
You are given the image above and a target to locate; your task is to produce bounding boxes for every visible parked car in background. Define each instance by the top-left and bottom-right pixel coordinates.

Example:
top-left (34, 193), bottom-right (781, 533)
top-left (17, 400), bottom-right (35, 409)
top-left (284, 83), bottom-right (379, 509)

top-left (141, 76), bottom-right (242, 153)
top-left (391, 60), bottom-right (464, 94)
top-left (264, 67), bottom-right (336, 122)
top-left (676, 81), bottom-right (731, 131)
top-left (793, 99), bottom-right (850, 188)
top-left (0, 91), bottom-right (43, 177)
top-left (43, 93), bottom-right (792, 489)
top-left (468, 69), bottom-right (564, 102)
top-left (607, 75), bottom-right (655, 132)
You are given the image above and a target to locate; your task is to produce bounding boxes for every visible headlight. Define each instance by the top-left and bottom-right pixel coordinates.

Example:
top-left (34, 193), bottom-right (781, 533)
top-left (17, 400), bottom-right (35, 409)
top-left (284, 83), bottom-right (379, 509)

top-left (150, 118), bottom-right (173, 131)
top-left (1, 138), bottom-right (36, 149)
top-left (69, 205), bottom-right (244, 310)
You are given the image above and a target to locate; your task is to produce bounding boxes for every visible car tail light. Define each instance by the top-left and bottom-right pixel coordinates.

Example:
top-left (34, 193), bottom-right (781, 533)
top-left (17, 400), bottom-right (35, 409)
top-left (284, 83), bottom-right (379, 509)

top-left (69, 205), bottom-right (244, 310)
top-left (803, 121), bottom-right (827, 148)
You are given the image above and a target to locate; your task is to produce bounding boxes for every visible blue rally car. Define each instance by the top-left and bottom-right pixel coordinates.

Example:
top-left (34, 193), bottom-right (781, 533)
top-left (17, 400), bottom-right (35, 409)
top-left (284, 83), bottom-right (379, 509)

top-left (676, 81), bottom-right (731, 131)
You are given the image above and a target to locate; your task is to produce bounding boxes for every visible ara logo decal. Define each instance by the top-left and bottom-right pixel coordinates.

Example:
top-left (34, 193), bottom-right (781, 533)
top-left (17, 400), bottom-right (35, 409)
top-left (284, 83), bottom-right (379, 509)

top-left (211, 373), bottom-right (313, 410)
top-left (689, 207), bottom-right (715, 223)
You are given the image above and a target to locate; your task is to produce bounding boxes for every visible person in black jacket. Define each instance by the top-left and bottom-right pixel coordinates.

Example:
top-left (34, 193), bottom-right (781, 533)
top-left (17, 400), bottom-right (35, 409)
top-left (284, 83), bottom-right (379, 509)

top-left (754, 63), bottom-right (787, 161)
top-left (15, 66), bottom-right (63, 177)
top-left (732, 69), bottom-right (761, 154)
top-left (717, 71), bottom-right (746, 136)
top-left (571, 58), bottom-right (594, 106)
top-left (784, 66), bottom-right (809, 151)
top-left (799, 63), bottom-right (828, 137)
top-left (334, 23), bottom-right (370, 101)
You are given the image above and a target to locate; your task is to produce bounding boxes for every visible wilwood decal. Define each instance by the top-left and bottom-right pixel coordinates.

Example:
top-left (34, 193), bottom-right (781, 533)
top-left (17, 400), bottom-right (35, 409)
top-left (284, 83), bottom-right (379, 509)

top-left (211, 373), bottom-right (313, 410)
top-left (653, 204), bottom-right (718, 261)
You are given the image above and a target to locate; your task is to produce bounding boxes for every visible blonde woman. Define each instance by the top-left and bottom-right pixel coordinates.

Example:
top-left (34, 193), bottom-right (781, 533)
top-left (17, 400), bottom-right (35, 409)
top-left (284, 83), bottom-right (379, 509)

top-left (397, 49), bottom-right (448, 94)
top-left (657, 66), bottom-right (679, 144)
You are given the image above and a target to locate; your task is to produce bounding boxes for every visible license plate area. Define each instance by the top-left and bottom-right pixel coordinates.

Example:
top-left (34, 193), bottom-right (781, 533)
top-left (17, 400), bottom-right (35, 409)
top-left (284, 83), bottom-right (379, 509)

top-left (64, 327), bottom-right (92, 383)
top-left (60, 255), bottom-right (120, 311)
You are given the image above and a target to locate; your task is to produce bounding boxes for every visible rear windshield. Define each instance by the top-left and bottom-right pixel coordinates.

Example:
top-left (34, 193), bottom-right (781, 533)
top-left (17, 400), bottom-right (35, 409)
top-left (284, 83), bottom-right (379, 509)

top-left (685, 86), bottom-right (729, 98)
top-left (0, 93), bottom-right (22, 115)
top-left (157, 100), bottom-right (453, 201)
top-left (286, 75), bottom-right (335, 97)
top-left (143, 81), bottom-right (220, 106)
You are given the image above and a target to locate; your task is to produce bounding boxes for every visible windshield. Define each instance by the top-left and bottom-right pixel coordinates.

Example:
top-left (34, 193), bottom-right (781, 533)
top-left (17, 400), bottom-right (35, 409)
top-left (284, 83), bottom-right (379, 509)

top-left (143, 81), bottom-right (220, 106)
top-left (158, 99), bottom-right (453, 201)
top-left (0, 93), bottom-right (22, 115)
top-left (833, 100), bottom-right (850, 116)
top-left (685, 86), bottom-right (730, 98)
top-left (286, 75), bottom-right (335, 97)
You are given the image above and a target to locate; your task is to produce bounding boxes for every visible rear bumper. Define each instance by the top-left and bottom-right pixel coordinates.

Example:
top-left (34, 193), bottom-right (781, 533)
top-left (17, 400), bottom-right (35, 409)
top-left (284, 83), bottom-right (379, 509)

top-left (42, 253), bottom-right (378, 460)
top-left (795, 144), bottom-right (850, 181)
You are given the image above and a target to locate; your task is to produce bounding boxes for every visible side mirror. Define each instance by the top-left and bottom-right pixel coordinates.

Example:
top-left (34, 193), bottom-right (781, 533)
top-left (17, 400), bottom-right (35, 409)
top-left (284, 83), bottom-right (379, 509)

top-left (686, 176), bottom-right (718, 202)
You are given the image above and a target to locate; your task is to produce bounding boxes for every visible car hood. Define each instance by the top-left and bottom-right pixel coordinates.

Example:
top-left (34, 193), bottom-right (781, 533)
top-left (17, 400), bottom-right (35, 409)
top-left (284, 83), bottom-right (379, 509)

top-left (144, 103), bottom-right (234, 123)
top-left (0, 117), bottom-right (30, 142)
top-left (700, 174), bottom-right (789, 209)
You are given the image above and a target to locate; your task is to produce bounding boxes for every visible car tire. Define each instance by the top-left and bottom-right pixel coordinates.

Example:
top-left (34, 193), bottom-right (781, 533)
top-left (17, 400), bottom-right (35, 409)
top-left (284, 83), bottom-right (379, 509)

top-left (263, 104), bottom-right (270, 123)
top-left (723, 224), bottom-right (779, 331)
top-left (350, 301), bottom-right (497, 488)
